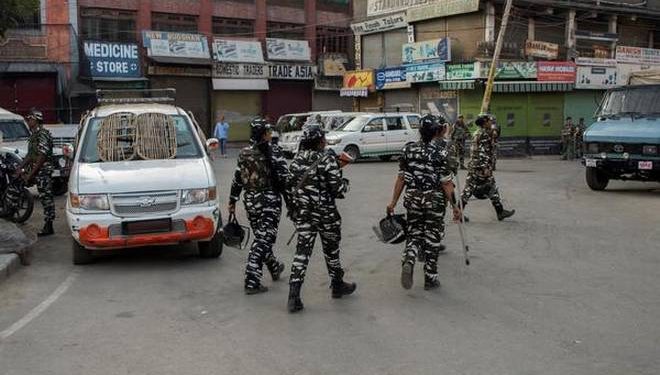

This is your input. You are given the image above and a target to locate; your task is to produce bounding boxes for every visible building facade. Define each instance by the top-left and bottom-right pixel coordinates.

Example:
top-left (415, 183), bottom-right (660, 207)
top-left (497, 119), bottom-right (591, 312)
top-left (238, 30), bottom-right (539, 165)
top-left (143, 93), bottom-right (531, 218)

top-left (348, 0), bottom-right (660, 155)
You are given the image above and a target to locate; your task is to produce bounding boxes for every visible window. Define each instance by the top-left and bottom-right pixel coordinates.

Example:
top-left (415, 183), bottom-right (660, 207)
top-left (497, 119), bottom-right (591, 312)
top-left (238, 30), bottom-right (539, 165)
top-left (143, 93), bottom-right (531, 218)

top-left (317, 27), bottom-right (349, 54)
top-left (80, 8), bottom-right (136, 42)
top-left (385, 117), bottom-right (404, 131)
top-left (267, 22), bottom-right (305, 40)
top-left (364, 119), bottom-right (384, 132)
top-left (152, 13), bottom-right (198, 33)
top-left (407, 116), bottom-right (420, 129)
top-left (213, 17), bottom-right (254, 37)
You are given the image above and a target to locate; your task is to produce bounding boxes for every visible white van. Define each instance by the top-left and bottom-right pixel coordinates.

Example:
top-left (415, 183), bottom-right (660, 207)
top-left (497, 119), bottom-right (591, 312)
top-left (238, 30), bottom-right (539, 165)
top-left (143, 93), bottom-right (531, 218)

top-left (66, 100), bottom-right (223, 264)
top-left (325, 113), bottom-right (421, 161)
top-left (279, 112), bottom-right (360, 157)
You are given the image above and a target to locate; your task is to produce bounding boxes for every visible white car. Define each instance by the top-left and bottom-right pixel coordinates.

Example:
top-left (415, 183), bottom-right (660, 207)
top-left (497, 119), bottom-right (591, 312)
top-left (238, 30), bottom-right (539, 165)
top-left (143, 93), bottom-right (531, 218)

top-left (325, 113), bottom-right (421, 161)
top-left (277, 111), bottom-right (343, 156)
top-left (66, 101), bottom-right (223, 264)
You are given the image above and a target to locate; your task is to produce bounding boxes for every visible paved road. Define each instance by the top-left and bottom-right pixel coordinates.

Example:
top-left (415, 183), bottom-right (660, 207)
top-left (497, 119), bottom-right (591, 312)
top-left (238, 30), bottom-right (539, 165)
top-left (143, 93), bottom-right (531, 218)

top-left (1, 154), bottom-right (659, 375)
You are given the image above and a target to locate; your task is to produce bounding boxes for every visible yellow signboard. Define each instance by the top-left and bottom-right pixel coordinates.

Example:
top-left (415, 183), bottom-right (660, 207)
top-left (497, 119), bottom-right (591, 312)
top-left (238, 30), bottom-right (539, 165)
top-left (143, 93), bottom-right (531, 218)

top-left (343, 70), bottom-right (374, 89)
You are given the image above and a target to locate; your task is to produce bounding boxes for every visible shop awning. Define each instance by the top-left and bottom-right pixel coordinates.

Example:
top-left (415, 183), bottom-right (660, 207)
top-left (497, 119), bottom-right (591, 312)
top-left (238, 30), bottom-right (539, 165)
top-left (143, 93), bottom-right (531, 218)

top-left (493, 81), bottom-right (575, 93)
top-left (212, 78), bottom-right (269, 91)
top-left (148, 56), bottom-right (213, 66)
top-left (340, 88), bottom-right (369, 97)
top-left (438, 80), bottom-right (476, 90)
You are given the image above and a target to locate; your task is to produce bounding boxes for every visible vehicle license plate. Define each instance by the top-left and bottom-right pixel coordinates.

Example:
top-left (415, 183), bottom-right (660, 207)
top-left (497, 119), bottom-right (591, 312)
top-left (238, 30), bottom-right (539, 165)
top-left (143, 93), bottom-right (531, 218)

top-left (52, 170), bottom-right (61, 177)
top-left (122, 219), bottom-right (172, 235)
top-left (638, 161), bottom-right (653, 170)
top-left (585, 159), bottom-right (598, 167)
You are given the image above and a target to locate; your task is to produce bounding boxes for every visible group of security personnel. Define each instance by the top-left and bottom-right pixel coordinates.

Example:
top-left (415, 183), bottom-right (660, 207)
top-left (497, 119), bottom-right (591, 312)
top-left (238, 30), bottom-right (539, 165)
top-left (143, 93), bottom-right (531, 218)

top-left (229, 113), bottom-right (514, 312)
top-left (5, 109), bottom-right (56, 236)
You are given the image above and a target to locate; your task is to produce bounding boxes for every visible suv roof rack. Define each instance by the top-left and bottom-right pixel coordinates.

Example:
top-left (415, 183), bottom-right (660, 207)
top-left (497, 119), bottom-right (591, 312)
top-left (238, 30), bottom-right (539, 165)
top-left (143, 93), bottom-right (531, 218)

top-left (96, 89), bottom-right (176, 105)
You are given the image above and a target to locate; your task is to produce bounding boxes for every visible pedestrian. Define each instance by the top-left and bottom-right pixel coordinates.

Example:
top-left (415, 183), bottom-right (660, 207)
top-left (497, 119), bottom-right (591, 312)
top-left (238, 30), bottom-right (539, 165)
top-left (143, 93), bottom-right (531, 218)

top-left (213, 113), bottom-right (229, 158)
top-left (13, 109), bottom-right (55, 236)
top-left (575, 118), bottom-right (586, 158)
top-left (561, 117), bottom-right (575, 160)
top-left (228, 118), bottom-right (288, 295)
top-left (287, 124), bottom-right (356, 313)
top-left (386, 114), bottom-right (462, 290)
top-left (460, 114), bottom-right (515, 221)
top-left (452, 115), bottom-right (469, 170)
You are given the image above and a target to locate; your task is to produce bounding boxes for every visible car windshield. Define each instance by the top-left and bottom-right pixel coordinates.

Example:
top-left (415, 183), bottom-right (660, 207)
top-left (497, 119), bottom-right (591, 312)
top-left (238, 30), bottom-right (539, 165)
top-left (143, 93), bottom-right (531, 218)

top-left (599, 86), bottom-right (660, 118)
top-left (324, 115), bottom-right (356, 130)
top-left (337, 115), bottom-right (370, 132)
top-left (79, 114), bottom-right (202, 163)
top-left (0, 120), bottom-right (30, 141)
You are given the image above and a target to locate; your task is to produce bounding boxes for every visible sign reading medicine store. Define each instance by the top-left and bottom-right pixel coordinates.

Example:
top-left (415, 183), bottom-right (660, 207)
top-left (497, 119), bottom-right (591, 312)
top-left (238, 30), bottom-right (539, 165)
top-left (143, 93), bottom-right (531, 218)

top-left (83, 41), bottom-right (141, 79)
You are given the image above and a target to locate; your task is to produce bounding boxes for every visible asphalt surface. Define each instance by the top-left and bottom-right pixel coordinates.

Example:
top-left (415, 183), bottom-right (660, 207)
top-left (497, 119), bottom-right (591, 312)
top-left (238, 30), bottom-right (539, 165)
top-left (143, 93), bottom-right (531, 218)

top-left (1, 152), bottom-right (659, 375)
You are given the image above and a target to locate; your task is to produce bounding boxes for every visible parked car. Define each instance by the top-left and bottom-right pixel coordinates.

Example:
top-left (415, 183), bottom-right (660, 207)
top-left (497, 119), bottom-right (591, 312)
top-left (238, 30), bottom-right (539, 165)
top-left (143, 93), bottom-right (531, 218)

top-left (325, 113), bottom-right (422, 161)
top-left (279, 112), bottom-right (360, 157)
top-left (0, 108), bottom-right (71, 195)
top-left (66, 97), bottom-right (223, 264)
top-left (582, 80), bottom-right (660, 190)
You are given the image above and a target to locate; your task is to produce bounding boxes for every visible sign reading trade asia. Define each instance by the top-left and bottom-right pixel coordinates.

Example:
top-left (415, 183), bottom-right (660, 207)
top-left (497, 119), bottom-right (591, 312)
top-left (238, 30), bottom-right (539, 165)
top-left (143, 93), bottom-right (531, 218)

top-left (537, 61), bottom-right (576, 82)
top-left (83, 41), bottom-right (141, 78)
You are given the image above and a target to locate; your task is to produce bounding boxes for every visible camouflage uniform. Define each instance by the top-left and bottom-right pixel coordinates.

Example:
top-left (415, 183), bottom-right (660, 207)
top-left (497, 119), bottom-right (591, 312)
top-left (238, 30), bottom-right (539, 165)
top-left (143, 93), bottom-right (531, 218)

top-left (461, 127), bottom-right (502, 205)
top-left (561, 122), bottom-right (576, 160)
top-left (17, 126), bottom-right (55, 221)
top-left (399, 140), bottom-right (453, 284)
top-left (230, 143), bottom-right (289, 290)
top-left (288, 149), bottom-right (348, 286)
top-left (452, 119), bottom-right (469, 168)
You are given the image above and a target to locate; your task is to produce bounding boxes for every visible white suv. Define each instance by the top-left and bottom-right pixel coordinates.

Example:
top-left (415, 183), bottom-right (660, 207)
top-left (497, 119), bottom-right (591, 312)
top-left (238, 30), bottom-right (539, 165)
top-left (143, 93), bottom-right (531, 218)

top-left (66, 101), bottom-right (223, 264)
top-left (279, 112), bottom-right (360, 157)
top-left (325, 113), bottom-right (421, 161)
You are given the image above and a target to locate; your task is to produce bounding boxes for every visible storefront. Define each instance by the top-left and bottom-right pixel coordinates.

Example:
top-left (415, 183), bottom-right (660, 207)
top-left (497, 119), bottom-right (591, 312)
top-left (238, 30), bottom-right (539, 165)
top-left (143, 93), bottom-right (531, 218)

top-left (263, 38), bottom-right (314, 121)
top-left (142, 31), bottom-right (212, 135)
top-left (211, 39), bottom-right (269, 141)
top-left (314, 53), bottom-right (353, 111)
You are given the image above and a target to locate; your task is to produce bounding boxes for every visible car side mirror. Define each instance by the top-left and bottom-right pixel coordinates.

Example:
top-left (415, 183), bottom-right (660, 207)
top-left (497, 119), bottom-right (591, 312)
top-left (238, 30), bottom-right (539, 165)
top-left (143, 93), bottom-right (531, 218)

top-left (206, 138), bottom-right (220, 152)
top-left (62, 144), bottom-right (75, 159)
top-left (363, 125), bottom-right (373, 133)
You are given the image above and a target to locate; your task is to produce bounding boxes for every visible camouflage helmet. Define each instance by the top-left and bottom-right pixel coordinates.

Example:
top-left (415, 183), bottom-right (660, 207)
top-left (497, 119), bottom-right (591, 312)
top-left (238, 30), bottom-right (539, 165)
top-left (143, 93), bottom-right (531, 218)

top-left (475, 114), bottom-right (490, 127)
top-left (27, 109), bottom-right (44, 123)
top-left (300, 124), bottom-right (325, 143)
top-left (419, 114), bottom-right (442, 139)
top-left (250, 117), bottom-right (271, 143)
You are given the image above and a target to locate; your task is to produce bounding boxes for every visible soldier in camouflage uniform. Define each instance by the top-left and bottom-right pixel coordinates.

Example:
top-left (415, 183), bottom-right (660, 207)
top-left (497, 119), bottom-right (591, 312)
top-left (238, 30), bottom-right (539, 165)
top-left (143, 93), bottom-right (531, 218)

top-left (12, 110), bottom-right (55, 236)
top-left (229, 118), bottom-right (288, 295)
top-left (460, 115), bottom-right (515, 221)
top-left (287, 124), bottom-right (356, 313)
top-left (452, 115), bottom-right (469, 170)
top-left (387, 115), bottom-right (462, 290)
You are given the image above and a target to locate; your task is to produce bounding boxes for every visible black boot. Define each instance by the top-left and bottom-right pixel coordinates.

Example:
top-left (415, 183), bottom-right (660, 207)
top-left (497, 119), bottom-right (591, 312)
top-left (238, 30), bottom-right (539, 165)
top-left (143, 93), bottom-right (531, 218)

top-left (424, 276), bottom-right (441, 291)
top-left (288, 283), bottom-right (304, 313)
top-left (331, 278), bottom-right (356, 299)
top-left (268, 261), bottom-right (285, 281)
top-left (494, 204), bottom-right (515, 221)
top-left (38, 220), bottom-right (54, 237)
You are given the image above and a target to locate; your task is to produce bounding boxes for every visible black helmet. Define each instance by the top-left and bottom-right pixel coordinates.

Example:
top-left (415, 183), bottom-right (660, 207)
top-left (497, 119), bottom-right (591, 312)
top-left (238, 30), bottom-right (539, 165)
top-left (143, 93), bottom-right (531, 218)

top-left (475, 114), bottom-right (490, 127)
top-left (300, 124), bottom-right (325, 143)
top-left (473, 182), bottom-right (496, 200)
top-left (250, 118), bottom-right (271, 143)
top-left (373, 214), bottom-right (407, 244)
top-left (420, 114), bottom-right (442, 141)
top-left (222, 214), bottom-right (251, 249)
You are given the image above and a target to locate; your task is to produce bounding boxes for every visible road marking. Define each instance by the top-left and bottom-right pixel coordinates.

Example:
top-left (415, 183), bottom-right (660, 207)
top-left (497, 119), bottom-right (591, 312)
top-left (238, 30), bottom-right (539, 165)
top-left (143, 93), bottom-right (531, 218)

top-left (0, 271), bottom-right (78, 341)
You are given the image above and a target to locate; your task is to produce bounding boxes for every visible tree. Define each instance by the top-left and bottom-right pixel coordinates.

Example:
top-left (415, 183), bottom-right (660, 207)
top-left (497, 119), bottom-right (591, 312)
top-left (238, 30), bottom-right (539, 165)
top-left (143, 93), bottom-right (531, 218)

top-left (0, 0), bottom-right (40, 38)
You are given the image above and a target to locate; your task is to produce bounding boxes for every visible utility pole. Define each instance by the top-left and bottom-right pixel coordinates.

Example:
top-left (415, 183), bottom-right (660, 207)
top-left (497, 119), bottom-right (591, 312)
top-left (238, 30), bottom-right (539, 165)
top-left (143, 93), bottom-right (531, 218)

top-left (481, 0), bottom-right (514, 114)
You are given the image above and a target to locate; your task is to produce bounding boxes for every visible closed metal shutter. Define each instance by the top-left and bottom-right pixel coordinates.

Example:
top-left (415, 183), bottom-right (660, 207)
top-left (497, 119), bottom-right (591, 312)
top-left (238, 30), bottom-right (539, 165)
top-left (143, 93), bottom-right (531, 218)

top-left (150, 76), bottom-right (211, 136)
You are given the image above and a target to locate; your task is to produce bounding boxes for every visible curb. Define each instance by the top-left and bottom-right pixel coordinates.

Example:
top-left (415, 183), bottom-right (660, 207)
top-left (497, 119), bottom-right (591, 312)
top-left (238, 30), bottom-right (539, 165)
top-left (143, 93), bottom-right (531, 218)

top-left (0, 254), bottom-right (21, 283)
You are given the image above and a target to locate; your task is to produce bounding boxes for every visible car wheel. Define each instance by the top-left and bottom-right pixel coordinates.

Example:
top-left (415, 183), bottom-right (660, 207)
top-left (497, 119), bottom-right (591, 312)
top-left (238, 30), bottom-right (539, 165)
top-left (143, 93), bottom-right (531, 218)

top-left (52, 177), bottom-right (68, 196)
top-left (7, 188), bottom-right (34, 224)
top-left (198, 229), bottom-right (223, 258)
top-left (72, 239), bottom-right (94, 265)
top-left (344, 145), bottom-right (360, 161)
top-left (586, 167), bottom-right (609, 191)
top-left (378, 155), bottom-right (393, 162)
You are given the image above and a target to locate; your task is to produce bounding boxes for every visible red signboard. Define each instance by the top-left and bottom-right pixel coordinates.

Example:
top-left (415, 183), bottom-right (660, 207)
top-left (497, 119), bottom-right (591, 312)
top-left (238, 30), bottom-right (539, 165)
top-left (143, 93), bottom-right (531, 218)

top-left (537, 61), bottom-right (577, 82)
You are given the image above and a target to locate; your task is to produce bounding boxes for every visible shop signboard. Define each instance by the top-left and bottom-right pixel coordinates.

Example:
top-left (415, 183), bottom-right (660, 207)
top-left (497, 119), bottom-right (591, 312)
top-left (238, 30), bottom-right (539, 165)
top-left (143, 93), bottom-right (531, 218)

top-left (616, 46), bottom-right (660, 65)
top-left (405, 61), bottom-right (446, 83)
top-left (212, 39), bottom-right (264, 63)
top-left (537, 61), bottom-right (576, 82)
top-left (266, 38), bottom-right (311, 61)
top-left (147, 65), bottom-right (211, 77)
top-left (575, 57), bottom-right (616, 67)
top-left (402, 38), bottom-right (451, 64)
top-left (351, 13), bottom-right (407, 35)
top-left (142, 31), bottom-right (210, 59)
top-left (407, 0), bottom-right (480, 23)
top-left (446, 63), bottom-right (477, 80)
top-left (355, 35), bottom-right (362, 69)
top-left (375, 66), bottom-right (409, 90)
top-left (213, 62), bottom-right (268, 79)
top-left (268, 63), bottom-right (316, 80)
top-left (321, 53), bottom-right (348, 76)
top-left (343, 70), bottom-right (374, 89)
top-left (525, 40), bottom-right (559, 60)
top-left (575, 66), bottom-right (618, 89)
top-left (83, 41), bottom-right (141, 78)
top-left (315, 76), bottom-right (343, 91)
top-left (479, 61), bottom-right (537, 79)
top-left (367, 0), bottom-right (439, 17)
top-left (617, 63), bottom-right (655, 85)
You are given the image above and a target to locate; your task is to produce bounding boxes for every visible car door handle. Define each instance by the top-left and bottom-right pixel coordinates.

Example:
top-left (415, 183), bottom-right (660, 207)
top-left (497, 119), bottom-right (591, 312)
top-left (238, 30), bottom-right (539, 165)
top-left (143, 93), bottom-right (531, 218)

top-left (381, 133), bottom-right (385, 137)
top-left (404, 132), bottom-right (409, 135)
